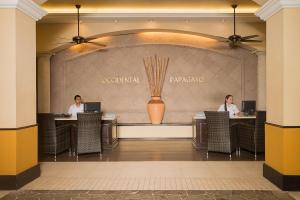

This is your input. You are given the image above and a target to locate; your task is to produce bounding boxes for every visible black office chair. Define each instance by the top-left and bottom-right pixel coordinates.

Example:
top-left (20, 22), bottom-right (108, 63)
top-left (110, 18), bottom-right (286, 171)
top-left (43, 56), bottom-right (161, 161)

top-left (204, 111), bottom-right (237, 159)
top-left (239, 111), bottom-right (266, 159)
top-left (37, 113), bottom-right (71, 161)
top-left (75, 113), bottom-right (102, 160)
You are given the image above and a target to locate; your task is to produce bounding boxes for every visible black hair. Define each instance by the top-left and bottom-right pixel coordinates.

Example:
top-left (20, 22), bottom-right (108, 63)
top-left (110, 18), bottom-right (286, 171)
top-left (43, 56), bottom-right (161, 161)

top-left (224, 94), bottom-right (233, 111)
top-left (74, 95), bottom-right (81, 100)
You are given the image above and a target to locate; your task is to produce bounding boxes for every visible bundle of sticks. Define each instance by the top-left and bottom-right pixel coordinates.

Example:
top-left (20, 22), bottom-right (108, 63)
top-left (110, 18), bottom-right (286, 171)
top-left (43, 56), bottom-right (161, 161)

top-left (143, 55), bottom-right (169, 97)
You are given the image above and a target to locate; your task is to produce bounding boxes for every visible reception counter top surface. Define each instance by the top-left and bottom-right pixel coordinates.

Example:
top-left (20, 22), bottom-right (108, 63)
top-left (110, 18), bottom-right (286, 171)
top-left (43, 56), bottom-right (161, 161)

top-left (193, 115), bottom-right (256, 120)
top-left (55, 113), bottom-right (117, 121)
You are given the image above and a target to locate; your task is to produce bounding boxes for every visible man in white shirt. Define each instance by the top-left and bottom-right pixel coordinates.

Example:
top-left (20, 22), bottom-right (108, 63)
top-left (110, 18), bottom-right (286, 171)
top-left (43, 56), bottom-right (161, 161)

top-left (218, 95), bottom-right (240, 117)
top-left (68, 95), bottom-right (84, 118)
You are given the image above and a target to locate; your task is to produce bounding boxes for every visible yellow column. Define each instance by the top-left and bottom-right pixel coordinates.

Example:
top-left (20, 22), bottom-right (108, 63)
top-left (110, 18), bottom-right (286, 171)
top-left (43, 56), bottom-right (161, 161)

top-left (0, 1), bottom-right (46, 189)
top-left (256, 0), bottom-right (300, 190)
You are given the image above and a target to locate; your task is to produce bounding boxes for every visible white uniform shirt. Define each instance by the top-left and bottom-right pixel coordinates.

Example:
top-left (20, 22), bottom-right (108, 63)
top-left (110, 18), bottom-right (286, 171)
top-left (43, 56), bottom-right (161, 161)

top-left (68, 103), bottom-right (84, 118)
top-left (218, 104), bottom-right (239, 117)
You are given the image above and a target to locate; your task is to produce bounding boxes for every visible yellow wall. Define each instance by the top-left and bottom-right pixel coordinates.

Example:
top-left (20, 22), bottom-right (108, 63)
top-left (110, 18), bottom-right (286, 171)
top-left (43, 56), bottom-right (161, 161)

top-left (0, 126), bottom-right (38, 175)
top-left (265, 124), bottom-right (300, 175)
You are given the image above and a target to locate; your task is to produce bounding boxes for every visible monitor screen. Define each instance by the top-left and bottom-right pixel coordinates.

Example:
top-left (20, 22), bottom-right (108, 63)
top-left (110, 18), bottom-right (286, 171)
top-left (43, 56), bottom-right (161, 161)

top-left (241, 100), bottom-right (256, 115)
top-left (84, 102), bottom-right (101, 113)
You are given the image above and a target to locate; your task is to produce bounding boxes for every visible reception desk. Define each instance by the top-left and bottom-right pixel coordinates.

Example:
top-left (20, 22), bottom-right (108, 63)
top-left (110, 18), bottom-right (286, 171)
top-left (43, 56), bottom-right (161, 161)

top-left (192, 115), bottom-right (256, 150)
top-left (55, 114), bottom-right (118, 150)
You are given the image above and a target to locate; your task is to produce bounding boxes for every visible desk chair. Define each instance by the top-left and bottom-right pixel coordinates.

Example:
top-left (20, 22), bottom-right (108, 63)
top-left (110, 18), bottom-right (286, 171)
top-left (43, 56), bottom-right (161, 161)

top-left (204, 111), bottom-right (237, 160)
top-left (239, 111), bottom-right (266, 159)
top-left (37, 113), bottom-right (71, 161)
top-left (76, 113), bottom-right (102, 160)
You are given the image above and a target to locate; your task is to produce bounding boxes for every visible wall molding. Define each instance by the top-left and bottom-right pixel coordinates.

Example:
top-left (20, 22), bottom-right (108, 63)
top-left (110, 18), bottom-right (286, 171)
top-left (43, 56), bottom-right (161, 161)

top-left (0, 0), bottom-right (47, 21)
top-left (40, 13), bottom-right (261, 23)
top-left (256, 0), bottom-right (300, 21)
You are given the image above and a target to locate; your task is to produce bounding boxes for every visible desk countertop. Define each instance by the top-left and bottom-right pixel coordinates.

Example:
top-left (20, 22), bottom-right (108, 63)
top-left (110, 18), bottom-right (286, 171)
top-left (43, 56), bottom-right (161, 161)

top-left (193, 115), bottom-right (256, 120)
top-left (55, 114), bottom-right (117, 121)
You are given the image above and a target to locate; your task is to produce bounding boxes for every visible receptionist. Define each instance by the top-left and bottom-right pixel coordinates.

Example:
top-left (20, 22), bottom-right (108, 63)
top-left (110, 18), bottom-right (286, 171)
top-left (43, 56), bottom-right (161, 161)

top-left (68, 95), bottom-right (84, 117)
top-left (218, 94), bottom-right (240, 117)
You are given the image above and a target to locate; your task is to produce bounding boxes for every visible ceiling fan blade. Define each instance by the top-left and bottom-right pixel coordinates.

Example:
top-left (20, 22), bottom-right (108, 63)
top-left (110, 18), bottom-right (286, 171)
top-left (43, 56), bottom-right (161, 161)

top-left (241, 39), bottom-right (262, 43)
top-left (86, 41), bottom-right (106, 47)
top-left (241, 35), bottom-right (259, 40)
top-left (85, 37), bottom-right (98, 41)
top-left (67, 48), bottom-right (107, 61)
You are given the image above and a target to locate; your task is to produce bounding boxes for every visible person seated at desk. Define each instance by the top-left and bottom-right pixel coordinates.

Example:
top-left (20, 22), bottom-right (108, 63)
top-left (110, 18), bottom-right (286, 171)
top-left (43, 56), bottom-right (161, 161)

top-left (68, 95), bottom-right (84, 118)
top-left (218, 94), bottom-right (240, 117)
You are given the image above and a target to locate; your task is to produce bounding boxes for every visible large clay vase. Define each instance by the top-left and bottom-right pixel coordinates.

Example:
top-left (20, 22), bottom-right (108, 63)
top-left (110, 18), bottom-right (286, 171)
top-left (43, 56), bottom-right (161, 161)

top-left (147, 96), bottom-right (165, 124)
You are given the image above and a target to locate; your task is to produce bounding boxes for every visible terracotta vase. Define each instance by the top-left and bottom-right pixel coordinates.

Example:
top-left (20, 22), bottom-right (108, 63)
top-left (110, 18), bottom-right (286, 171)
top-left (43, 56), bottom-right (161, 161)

top-left (147, 96), bottom-right (165, 124)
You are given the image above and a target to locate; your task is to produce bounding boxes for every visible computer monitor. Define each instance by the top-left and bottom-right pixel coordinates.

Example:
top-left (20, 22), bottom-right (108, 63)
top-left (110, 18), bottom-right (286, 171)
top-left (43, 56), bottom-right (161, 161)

top-left (84, 102), bottom-right (101, 113)
top-left (241, 100), bottom-right (256, 115)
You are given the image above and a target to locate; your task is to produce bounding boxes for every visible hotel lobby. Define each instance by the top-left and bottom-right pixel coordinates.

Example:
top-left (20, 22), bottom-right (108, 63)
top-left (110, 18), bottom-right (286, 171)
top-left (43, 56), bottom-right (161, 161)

top-left (0, 0), bottom-right (300, 199)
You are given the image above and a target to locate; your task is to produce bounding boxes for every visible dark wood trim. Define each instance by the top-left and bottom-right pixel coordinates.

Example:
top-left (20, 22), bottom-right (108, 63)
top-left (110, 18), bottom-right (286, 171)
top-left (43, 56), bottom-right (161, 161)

top-left (0, 164), bottom-right (40, 190)
top-left (265, 122), bottom-right (300, 129)
top-left (0, 124), bottom-right (38, 131)
top-left (118, 123), bottom-right (192, 126)
top-left (263, 163), bottom-right (300, 191)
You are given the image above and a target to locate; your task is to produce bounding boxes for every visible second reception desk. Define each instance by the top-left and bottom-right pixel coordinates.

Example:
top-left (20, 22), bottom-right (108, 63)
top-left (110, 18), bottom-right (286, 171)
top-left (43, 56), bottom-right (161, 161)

top-left (192, 115), bottom-right (256, 150)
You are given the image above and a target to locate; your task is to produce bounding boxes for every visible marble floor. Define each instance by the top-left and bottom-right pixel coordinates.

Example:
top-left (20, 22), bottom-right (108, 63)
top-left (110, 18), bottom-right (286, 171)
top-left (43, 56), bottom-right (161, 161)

top-left (0, 190), bottom-right (296, 200)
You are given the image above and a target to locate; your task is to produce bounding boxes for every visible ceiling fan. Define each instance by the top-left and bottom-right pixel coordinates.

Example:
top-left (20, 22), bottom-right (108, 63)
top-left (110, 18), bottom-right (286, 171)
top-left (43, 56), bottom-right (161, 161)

top-left (54, 4), bottom-right (106, 54)
top-left (214, 4), bottom-right (262, 48)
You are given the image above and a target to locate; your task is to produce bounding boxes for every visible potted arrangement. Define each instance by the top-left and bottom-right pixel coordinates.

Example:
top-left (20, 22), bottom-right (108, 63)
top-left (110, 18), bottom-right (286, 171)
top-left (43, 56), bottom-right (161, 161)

top-left (143, 55), bottom-right (169, 124)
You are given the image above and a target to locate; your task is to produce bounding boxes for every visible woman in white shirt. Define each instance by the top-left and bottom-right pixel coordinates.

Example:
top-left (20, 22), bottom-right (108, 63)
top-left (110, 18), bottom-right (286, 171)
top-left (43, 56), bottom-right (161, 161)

top-left (68, 95), bottom-right (84, 118)
top-left (218, 94), bottom-right (239, 117)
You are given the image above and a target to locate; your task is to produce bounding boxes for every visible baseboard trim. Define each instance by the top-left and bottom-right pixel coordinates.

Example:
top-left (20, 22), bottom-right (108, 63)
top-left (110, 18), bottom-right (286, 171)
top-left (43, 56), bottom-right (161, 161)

top-left (263, 163), bottom-right (300, 191)
top-left (0, 164), bottom-right (40, 190)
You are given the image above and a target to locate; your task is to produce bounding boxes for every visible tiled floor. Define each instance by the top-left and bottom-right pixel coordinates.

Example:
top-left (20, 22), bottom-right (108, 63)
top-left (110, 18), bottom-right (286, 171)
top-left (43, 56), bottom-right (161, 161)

top-left (23, 161), bottom-right (277, 190)
top-left (0, 190), bottom-right (296, 200)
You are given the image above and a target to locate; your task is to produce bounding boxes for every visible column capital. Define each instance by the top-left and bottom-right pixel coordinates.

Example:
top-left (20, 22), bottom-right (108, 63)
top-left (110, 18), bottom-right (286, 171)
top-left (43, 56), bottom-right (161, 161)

top-left (0, 0), bottom-right (47, 21)
top-left (256, 0), bottom-right (300, 21)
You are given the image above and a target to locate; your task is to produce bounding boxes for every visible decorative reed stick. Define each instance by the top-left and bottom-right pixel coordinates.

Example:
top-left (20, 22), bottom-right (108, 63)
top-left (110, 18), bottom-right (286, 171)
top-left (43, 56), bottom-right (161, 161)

top-left (143, 55), bottom-right (169, 97)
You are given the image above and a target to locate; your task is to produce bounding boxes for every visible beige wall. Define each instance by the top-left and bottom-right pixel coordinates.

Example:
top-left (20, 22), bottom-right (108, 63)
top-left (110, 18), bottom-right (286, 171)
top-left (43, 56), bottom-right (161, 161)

top-left (0, 9), bottom-right (17, 128)
top-left (16, 10), bottom-right (37, 127)
top-left (256, 51), bottom-right (266, 110)
top-left (266, 8), bottom-right (300, 126)
top-left (282, 8), bottom-right (300, 126)
top-left (50, 34), bottom-right (257, 123)
top-left (0, 9), bottom-right (36, 128)
top-left (266, 11), bottom-right (284, 125)
top-left (37, 54), bottom-right (51, 113)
